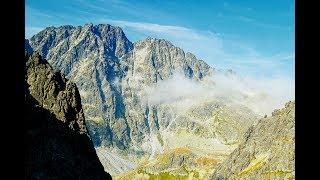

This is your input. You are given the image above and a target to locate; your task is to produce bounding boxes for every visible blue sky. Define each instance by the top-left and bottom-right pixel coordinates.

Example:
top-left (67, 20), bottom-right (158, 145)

top-left (25, 0), bottom-right (294, 79)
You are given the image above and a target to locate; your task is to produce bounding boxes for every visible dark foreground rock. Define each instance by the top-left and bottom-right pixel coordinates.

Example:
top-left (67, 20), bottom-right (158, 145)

top-left (24, 52), bottom-right (111, 179)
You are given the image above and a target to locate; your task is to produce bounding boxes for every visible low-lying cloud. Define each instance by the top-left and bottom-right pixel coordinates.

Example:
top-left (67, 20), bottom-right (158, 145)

top-left (145, 71), bottom-right (294, 116)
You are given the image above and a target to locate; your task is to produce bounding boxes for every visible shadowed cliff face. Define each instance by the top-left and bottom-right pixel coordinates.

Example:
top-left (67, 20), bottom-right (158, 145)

top-left (25, 39), bottom-right (33, 55)
top-left (24, 52), bottom-right (111, 179)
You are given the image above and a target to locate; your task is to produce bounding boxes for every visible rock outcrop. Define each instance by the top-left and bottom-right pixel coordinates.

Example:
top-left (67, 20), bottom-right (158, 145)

top-left (211, 101), bottom-right (295, 179)
top-left (25, 52), bottom-right (111, 179)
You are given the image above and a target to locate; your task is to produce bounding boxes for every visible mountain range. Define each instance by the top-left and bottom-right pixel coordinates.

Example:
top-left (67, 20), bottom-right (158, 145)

top-left (25, 23), bottom-right (295, 179)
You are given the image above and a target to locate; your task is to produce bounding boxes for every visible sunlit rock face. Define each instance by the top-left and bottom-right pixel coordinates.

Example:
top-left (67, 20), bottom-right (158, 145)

top-left (29, 23), bottom-right (262, 176)
top-left (211, 101), bottom-right (295, 180)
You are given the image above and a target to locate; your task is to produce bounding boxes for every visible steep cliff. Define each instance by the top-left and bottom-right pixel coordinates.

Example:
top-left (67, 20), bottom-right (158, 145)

top-left (30, 24), bottom-right (134, 150)
top-left (24, 52), bottom-right (111, 179)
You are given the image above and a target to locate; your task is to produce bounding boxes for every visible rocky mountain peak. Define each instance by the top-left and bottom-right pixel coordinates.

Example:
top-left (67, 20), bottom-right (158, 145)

top-left (84, 22), bottom-right (94, 28)
top-left (140, 37), bottom-right (172, 44)
top-left (28, 23), bottom-right (217, 175)
top-left (29, 23), bottom-right (133, 64)
top-left (129, 36), bottom-right (213, 82)
top-left (135, 37), bottom-right (180, 51)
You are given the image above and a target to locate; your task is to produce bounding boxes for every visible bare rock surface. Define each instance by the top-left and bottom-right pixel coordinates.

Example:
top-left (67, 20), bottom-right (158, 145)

top-left (211, 101), bottom-right (295, 180)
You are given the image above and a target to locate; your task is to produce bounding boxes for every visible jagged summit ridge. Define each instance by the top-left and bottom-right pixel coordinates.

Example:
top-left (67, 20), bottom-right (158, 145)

top-left (29, 23), bottom-right (217, 175)
top-left (129, 36), bottom-right (213, 82)
top-left (30, 23), bottom-right (133, 73)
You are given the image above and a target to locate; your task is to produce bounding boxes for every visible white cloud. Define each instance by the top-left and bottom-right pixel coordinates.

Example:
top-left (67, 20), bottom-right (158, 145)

top-left (145, 72), bottom-right (206, 106)
top-left (144, 71), bottom-right (294, 116)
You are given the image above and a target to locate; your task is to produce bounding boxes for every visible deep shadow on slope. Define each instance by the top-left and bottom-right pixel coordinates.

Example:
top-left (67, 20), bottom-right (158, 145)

top-left (24, 52), bottom-right (112, 179)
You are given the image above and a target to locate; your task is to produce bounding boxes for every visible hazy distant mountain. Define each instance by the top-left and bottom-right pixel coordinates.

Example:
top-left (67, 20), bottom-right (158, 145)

top-left (24, 52), bottom-right (111, 179)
